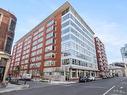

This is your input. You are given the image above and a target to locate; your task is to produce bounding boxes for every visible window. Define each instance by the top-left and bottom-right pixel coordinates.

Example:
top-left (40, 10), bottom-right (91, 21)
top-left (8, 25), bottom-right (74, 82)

top-left (38, 38), bottom-right (43, 43)
top-left (36, 49), bottom-right (42, 55)
top-left (45, 45), bottom-right (55, 52)
top-left (62, 27), bottom-right (70, 35)
top-left (30, 62), bottom-right (41, 68)
top-left (36, 56), bottom-right (42, 61)
top-left (46, 32), bottom-right (54, 39)
top-left (62, 34), bottom-right (70, 41)
top-left (37, 43), bottom-right (43, 49)
top-left (46, 25), bottom-right (54, 33)
top-left (5, 37), bottom-right (13, 54)
top-left (62, 21), bottom-right (70, 28)
top-left (45, 52), bottom-right (55, 59)
top-left (62, 8), bottom-right (69, 16)
top-left (47, 20), bottom-right (54, 27)
top-left (62, 59), bottom-right (70, 65)
top-left (62, 13), bottom-right (70, 21)
top-left (9, 19), bottom-right (16, 32)
top-left (44, 60), bottom-right (55, 66)
top-left (31, 51), bottom-right (36, 57)
top-left (46, 38), bottom-right (54, 45)
top-left (38, 27), bottom-right (44, 32)
top-left (31, 57), bottom-right (35, 62)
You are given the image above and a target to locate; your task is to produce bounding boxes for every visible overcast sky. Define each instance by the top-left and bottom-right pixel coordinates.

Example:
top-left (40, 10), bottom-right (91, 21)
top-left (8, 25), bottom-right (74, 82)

top-left (0, 0), bottom-right (127, 63)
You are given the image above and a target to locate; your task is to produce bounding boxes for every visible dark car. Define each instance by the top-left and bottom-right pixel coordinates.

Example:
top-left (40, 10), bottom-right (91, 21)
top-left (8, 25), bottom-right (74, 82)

top-left (79, 76), bottom-right (88, 83)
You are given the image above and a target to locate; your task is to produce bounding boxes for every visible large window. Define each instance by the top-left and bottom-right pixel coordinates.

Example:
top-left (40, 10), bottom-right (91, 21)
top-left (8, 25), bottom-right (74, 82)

top-left (45, 52), bottom-right (55, 59)
top-left (46, 25), bottom-right (54, 33)
top-left (62, 13), bottom-right (70, 21)
top-left (62, 8), bottom-right (69, 16)
top-left (62, 34), bottom-right (70, 41)
top-left (44, 60), bottom-right (55, 66)
top-left (62, 20), bottom-right (70, 28)
top-left (5, 37), bottom-right (13, 54)
top-left (45, 38), bottom-right (54, 45)
top-left (9, 19), bottom-right (16, 32)
top-left (62, 27), bottom-right (70, 35)
top-left (45, 45), bottom-right (55, 52)
top-left (47, 20), bottom-right (54, 27)
top-left (62, 59), bottom-right (70, 65)
top-left (46, 32), bottom-right (54, 39)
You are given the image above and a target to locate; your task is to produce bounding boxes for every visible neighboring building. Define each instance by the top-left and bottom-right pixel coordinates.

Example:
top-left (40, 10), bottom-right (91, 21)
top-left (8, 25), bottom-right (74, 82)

top-left (0, 8), bottom-right (17, 82)
top-left (121, 44), bottom-right (127, 63)
top-left (9, 2), bottom-right (98, 81)
top-left (108, 64), bottom-right (124, 77)
top-left (94, 37), bottom-right (108, 77)
top-left (109, 62), bottom-right (127, 77)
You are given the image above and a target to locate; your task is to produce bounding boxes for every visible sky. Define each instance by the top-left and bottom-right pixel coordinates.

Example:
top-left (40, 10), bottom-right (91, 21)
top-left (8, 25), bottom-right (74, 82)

top-left (0, 0), bottom-right (127, 64)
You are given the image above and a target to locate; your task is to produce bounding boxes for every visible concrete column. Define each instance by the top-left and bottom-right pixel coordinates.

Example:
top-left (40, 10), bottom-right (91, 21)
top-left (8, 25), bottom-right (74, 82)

top-left (84, 71), bottom-right (86, 77)
top-left (76, 69), bottom-right (79, 78)
top-left (89, 71), bottom-right (92, 76)
top-left (70, 69), bottom-right (72, 79)
top-left (3, 59), bottom-right (10, 82)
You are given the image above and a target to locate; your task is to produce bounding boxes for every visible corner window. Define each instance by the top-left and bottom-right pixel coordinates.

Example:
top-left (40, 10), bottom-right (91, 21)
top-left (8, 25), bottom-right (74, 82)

top-left (9, 18), bottom-right (16, 32)
top-left (62, 8), bottom-right (69, 16)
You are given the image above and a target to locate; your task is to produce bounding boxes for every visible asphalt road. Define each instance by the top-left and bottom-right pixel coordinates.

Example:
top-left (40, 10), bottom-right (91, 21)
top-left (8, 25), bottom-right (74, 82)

top-left (1, 77), bottom-right (127, 95)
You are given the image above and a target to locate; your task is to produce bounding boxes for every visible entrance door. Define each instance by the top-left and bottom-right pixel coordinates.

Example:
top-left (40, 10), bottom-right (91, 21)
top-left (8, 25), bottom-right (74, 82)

top-left (0, 66), bottom-right (5, 82)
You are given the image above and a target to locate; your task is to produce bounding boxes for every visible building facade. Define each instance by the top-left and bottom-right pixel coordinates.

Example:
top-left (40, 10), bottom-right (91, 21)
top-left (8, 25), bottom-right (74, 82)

top-left (9, 2), bottom-right (98, 81)
top-left (108, 64), bottom-right (124, 77)
top-left (0, 8), bottom-right (17, 82)
top-left (94, 37), bottom-right (108, 77)
top-left (110, 62), bottom-right (127, 77)
top-left (121, 44), bottom-right (127, 63)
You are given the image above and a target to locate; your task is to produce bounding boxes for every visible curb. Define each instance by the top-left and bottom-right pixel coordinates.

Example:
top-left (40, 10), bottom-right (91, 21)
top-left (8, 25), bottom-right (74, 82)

top-left (0, 84), bottom-right (29, 93)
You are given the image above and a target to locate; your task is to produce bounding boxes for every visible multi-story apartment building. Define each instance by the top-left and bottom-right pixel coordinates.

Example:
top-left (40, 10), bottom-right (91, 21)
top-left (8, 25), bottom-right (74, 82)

top-left (121, 44), bottom-right (127, 63)
top-left (9, 2), bottom-right (98, 80)
top-left (94, 37), bottom-right (108, 77)
top-left (0, 8), bottom-right (17, 82)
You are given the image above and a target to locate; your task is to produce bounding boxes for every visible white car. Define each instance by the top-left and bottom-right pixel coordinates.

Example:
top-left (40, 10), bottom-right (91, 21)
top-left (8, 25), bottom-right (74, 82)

top-left (88, 76), bottom-right (95, 81)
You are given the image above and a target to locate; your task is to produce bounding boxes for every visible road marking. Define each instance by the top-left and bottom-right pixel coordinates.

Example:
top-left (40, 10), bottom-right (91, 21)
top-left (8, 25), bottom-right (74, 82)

top-left (103, 85), bottom-right (115, 95)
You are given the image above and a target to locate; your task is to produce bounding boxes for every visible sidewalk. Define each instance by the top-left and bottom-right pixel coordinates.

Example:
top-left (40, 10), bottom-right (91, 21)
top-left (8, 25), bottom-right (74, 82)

top-left (0, 83), bottom-right (29, 93)
top-left (50, 80), bottom-right (77, 85)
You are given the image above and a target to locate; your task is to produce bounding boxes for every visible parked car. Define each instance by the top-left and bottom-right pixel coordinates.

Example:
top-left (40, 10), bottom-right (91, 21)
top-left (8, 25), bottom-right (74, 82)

top-left (102, 76), bottom-right (107, 79)
top-left (79, 76), bottom-right (89, 83)
top-left (88, 76), bottom-right (95, 81)
top-left (21, 73), bottom-right (32, 81)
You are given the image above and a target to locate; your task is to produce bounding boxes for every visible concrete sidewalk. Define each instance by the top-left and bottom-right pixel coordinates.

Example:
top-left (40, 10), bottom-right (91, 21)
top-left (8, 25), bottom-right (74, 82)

top-left (50, 80), bottom-right (77, 85)
top-left (0, 83), bottom-right (29, 93)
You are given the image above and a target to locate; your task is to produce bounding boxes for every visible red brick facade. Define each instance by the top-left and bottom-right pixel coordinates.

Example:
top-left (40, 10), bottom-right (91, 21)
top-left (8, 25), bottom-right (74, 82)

top-left (9, 2), bottom-right (70, 78)
top-left (94, 37), bottom-right (108, 76)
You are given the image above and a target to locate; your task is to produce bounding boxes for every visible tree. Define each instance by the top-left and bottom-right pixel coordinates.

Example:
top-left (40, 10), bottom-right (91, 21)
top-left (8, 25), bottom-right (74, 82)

top-left (12, 66), bottom-right (20, 84)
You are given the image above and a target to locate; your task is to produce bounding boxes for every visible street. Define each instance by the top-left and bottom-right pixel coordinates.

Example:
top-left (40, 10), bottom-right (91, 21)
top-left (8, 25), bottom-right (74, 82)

top-left (1, 77), bottom-right (127, 95)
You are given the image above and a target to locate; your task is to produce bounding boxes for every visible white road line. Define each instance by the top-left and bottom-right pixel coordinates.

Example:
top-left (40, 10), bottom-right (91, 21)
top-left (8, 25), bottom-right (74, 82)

top-left (102, 85), bottom-right (115, 95)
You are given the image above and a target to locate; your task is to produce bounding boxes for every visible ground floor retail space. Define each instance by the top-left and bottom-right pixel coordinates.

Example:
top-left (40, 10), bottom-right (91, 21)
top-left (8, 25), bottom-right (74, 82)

top-left (64, 69), bottom-right (99, 80)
